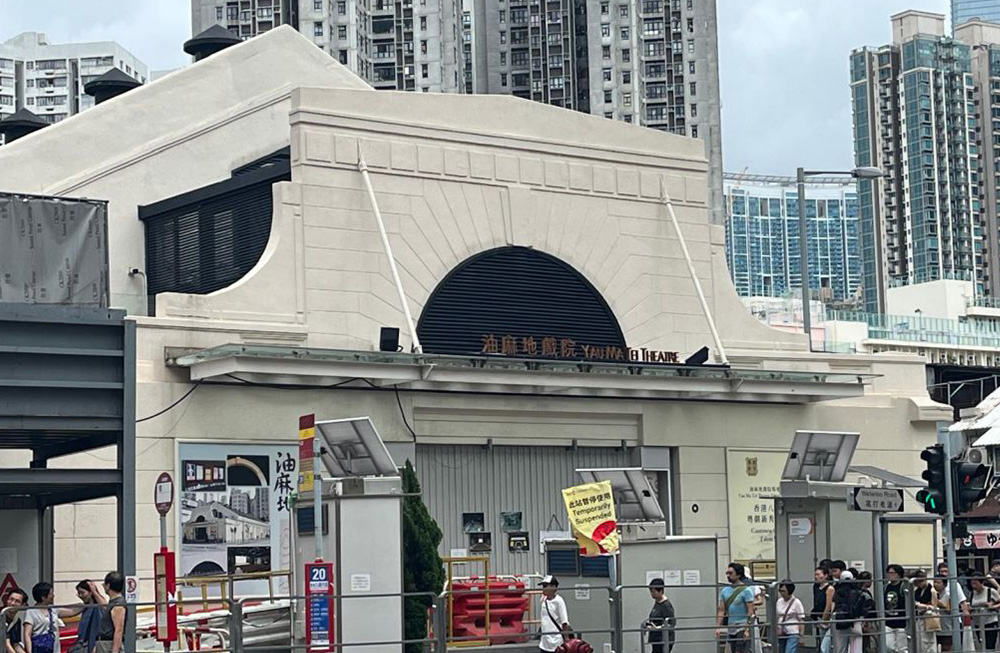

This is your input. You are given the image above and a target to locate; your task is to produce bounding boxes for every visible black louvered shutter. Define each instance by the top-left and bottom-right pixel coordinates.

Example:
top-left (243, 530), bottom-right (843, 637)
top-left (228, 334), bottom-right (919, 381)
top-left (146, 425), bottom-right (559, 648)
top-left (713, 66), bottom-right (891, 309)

top-left (417, 247), bottom-right (626, 356)
top-left (142, 169), bottom-right (287, 312)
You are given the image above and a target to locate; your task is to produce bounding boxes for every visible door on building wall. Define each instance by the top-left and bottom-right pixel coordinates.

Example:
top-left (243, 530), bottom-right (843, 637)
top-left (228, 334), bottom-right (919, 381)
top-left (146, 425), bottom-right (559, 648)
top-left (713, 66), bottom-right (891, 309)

top-left (786, 514), bottom-right (817, 613)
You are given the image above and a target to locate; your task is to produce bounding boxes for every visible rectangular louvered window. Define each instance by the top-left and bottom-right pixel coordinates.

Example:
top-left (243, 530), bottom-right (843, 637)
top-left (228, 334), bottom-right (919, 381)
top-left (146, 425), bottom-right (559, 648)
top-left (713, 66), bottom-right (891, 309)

top-left (140, 164), bottom-right (288, 314)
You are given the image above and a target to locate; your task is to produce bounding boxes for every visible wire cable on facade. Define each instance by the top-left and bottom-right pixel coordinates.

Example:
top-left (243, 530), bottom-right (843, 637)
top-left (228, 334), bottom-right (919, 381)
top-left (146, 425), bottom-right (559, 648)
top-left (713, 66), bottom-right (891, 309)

top-left (136, 381), bottom-right (203, 423)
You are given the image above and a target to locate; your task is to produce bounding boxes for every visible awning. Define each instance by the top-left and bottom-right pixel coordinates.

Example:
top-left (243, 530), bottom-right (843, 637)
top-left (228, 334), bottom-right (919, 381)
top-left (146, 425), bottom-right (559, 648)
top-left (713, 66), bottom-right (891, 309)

top-left (168, 344), bottom-right (876, 404)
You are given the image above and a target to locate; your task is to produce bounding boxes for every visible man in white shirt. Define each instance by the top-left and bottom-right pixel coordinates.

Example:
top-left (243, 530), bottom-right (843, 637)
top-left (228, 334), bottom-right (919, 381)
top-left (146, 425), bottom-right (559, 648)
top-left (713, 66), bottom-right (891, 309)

top-left (539, 575), bottom-right (570, 652)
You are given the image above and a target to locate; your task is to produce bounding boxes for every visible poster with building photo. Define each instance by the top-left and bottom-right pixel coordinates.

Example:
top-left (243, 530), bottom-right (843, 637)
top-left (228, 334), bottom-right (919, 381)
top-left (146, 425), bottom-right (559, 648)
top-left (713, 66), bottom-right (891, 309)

top-left (178, 443), bottom-right (296, 596)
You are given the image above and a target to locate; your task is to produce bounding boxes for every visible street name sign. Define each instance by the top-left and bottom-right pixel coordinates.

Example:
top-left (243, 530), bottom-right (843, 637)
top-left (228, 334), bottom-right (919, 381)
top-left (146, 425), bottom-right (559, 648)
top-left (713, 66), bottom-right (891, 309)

top-left (849, 487), bottom-right (904, 512)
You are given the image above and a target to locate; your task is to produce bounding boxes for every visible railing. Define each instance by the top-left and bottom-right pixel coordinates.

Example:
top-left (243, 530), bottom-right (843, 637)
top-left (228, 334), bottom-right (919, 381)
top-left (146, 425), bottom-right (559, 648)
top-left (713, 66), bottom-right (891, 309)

top-left (6, 574), bottom-right (989, 653)
top-left (828, 308), bottom-right (1000, 348)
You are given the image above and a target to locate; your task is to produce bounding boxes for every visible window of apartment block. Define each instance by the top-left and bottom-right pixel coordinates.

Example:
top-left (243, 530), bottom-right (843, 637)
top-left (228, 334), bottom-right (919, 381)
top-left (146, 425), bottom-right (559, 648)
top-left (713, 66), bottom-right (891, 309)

top-left (686, 0), bottom-right (692, 8)
top-left (601, 2), bottom-right (609, 15)
top-left (500, 52), bottom-right (507, 65)
top-left (422, 64), bottom-right (428, 78)
top-left (605, 112), bottom-right (613, 118)
top-left (314, 0), bottom-right (322, 9)
top-left (338, 1), bottom-right (346, 14)
top-left (500, 10), bottom-right (506, 23)
top-left (622, 48), bottom-right (630, 62)
top-left (604, 90), bottom-right (612, 103)
top-left (687, 18), bottom-right (693, 32)
top-left (621, 27), bottom-right (629, 40)
top-left (26, 79), bottom-right (34, 87)
top-left (339, 50), bottom-right (348, 64)
top-left (603, 45), bottom-right (611, 59)
top-left (603, 68), bottom-right (612, 81)
top-left (314, 22), bottom-right (324, 36)
top-left (602, 24), bottom-right (610, 37)
top-left (421, 16), bottom-right (427, 29)
top-left (690, 102), bottom-right (697, 117)
top-left (692, 125), bottom-right (698, 138)
top-left (687, 39), bottom-right (694, 53)
top-left (623, 70), bottom-right (631, 84)
top-left (500, 31), bottom-right (506, 44)
top-left (339, 25), bottom-right (347, 39)
top-left (689, 61), bottom-right (695, 74)
top-left (422, 39), bottom-right (428, 53)
top-left (216, 7), bottom-right (223, 20)
top-left (501, 73), bottom-right (508, 86)
top-left (26, 97), bottom-right (34, 105)
top-left (624, 114), bottom-right (632, 123)
top-left (624, 92), bottom-right (632, 106)
top-left (689, 81), bottom-right (696, 95)
top-left (620, 5), bottom-right (629, 17)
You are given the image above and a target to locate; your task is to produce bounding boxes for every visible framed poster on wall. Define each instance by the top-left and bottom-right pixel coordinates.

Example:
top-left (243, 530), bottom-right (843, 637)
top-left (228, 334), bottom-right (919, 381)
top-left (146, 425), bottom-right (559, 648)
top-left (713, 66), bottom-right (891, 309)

top-left (177, 442), bottom-right (297, 597)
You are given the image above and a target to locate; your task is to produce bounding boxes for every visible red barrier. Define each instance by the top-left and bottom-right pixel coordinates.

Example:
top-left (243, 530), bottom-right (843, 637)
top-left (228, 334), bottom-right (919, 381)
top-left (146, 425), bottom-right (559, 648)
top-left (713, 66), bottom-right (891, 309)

top-left (451, 578), bottom-right (529, 644)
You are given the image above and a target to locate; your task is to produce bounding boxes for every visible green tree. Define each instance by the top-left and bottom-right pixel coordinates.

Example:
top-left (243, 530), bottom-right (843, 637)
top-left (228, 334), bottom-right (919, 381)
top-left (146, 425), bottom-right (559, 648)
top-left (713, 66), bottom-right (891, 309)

top-left (402, 460), bottom-right (445, 653)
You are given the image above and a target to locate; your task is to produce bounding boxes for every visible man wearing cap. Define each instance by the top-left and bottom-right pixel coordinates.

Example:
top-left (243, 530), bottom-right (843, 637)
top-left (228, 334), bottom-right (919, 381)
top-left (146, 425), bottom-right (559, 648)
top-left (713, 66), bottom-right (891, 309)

top-left (539, 576), bottom-right (570, 653)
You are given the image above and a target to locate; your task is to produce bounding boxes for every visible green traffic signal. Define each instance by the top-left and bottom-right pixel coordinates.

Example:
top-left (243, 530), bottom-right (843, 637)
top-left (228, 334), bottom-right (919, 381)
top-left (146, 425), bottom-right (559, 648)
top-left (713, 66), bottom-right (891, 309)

top-left (918, 445), bottom-right (948, 515)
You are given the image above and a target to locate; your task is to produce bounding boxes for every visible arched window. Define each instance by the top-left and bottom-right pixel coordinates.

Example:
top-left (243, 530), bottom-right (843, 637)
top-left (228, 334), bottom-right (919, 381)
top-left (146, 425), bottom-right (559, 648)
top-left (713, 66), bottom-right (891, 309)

top-left (417, 247), bottom-right (626, 357)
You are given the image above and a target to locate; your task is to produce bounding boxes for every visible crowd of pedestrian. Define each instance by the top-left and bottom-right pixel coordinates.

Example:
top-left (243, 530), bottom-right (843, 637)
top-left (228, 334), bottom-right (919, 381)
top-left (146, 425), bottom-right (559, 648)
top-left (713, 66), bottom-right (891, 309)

top-left (2, 573), bottom-right (127, 653)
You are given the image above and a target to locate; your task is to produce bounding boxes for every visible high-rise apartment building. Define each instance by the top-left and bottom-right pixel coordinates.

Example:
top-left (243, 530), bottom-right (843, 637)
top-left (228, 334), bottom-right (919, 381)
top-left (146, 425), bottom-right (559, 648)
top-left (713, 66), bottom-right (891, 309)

top-left (724, 174), bottom-right (862, 303)
top-left (850, 11), bottom-right (980, 313)
top-left (0, 32), bottom-right (147, 126)
top-left (191, 0), bottom-right (464, 93)
top-left (953, 0), bottom-right (1000, 27)
top-left (465, 0), bottom-right (723, 224)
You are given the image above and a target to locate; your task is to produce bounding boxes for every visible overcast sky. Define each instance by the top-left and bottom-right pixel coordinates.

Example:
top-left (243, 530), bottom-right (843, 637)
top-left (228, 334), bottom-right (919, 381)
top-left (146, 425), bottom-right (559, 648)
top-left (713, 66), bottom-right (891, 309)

top-left (3, 0), bottom-right (952, 175)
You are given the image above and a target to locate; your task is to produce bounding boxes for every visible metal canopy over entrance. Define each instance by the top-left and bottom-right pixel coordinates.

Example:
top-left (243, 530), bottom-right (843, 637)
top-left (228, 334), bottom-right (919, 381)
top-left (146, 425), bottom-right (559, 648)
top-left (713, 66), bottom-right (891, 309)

top-left (0, 303), bottom-right (136, 578)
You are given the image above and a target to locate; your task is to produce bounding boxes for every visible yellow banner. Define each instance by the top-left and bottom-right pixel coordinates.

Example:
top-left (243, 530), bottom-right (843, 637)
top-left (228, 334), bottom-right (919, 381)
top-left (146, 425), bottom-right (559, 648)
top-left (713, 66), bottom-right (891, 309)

top-left (562, 480), bottom-right (619, 556)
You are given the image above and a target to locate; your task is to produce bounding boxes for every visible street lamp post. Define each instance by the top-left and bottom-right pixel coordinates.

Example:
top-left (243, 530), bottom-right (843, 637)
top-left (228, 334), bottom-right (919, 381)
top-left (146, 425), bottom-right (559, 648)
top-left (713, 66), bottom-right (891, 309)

top-left (796, 166), bottom-right (882, 351)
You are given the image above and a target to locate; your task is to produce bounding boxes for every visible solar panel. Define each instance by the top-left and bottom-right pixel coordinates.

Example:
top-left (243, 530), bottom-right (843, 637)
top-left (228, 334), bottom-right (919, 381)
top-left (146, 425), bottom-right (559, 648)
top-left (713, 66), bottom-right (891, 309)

top-left (315, 417), bottom-right (398, 478)
top-left (781, 431), bottom-right (859, 482)
top-left (575, 467), bottom-right (664, 521)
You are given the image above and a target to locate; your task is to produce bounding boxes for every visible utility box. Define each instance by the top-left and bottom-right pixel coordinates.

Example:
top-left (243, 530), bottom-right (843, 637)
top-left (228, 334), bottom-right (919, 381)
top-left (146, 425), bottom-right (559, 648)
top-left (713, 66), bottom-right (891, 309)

top-left (292, 417), bottom-right (404, 653)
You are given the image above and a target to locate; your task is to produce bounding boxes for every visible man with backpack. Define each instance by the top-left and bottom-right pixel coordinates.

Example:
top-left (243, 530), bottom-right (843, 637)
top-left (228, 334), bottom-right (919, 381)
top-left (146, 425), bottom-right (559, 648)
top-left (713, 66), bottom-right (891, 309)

top-left (715, 563), bottom-right (756, 653)
top-left (831, 570), bottom-right (868, 653)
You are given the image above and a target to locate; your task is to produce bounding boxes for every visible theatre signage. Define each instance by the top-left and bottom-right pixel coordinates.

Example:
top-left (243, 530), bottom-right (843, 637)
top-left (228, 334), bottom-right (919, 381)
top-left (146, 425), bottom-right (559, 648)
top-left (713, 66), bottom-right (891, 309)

top-left (480, 334), bottom-right (680, 363)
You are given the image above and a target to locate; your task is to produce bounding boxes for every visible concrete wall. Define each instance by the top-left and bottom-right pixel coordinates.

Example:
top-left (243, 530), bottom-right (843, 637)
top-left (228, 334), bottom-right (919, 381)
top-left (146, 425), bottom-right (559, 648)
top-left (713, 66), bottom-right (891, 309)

top-left (885, 279), bottom-right (973, 320)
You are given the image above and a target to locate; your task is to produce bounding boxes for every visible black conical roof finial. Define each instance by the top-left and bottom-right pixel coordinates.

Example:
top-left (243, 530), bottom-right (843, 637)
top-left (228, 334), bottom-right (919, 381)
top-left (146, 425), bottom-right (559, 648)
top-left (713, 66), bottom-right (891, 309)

top-left (184, 25), bottom-right (242, 61)
top-left (84, 67), bottom-right (142, 105)
top-left (0, 108), bottom-right (48, 143)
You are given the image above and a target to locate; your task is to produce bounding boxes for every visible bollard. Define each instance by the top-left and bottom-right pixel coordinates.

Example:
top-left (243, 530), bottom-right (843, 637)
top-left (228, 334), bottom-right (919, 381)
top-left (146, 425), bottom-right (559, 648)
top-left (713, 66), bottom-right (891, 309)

top-left (903, 581), bottom-right (918, 653)
top-left (612, 585), bottom-right (624, 653)
top-left (433, 594), bottom-right (448, 653)
top-left (230, 599), bottom-right (245, 653)
top-left (767, 582), bottom-right (780, 653)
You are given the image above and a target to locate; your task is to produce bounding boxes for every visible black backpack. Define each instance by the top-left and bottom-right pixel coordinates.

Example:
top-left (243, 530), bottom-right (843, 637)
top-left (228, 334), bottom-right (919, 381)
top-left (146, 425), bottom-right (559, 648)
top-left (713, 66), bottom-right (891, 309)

top-left (851, 589), bottom-right (875, 620)
top-left (834, 583), bottom-right (858, 630)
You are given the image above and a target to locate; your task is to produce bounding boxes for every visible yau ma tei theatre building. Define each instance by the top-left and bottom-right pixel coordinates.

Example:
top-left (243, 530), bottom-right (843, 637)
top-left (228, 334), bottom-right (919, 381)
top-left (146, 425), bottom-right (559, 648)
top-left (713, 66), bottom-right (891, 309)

top-left (0, 26), bottom-right (949, 594)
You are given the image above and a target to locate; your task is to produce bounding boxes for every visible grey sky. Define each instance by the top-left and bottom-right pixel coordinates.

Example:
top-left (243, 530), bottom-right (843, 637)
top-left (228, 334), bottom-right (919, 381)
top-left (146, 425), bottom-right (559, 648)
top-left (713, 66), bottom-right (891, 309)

top-left (3, 0), bottom-right (953, 175)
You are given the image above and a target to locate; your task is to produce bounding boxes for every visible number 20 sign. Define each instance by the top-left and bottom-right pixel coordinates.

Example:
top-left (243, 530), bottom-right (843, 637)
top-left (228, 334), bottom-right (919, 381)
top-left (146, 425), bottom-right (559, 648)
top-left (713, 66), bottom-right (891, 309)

top-left (305, 562), bottom-right (335, 652)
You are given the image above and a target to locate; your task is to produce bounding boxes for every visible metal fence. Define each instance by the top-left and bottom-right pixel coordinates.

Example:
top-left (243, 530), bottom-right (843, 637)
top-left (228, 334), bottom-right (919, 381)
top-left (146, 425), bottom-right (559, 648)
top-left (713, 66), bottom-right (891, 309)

top-left (2, 576), bottom-right (993, 653)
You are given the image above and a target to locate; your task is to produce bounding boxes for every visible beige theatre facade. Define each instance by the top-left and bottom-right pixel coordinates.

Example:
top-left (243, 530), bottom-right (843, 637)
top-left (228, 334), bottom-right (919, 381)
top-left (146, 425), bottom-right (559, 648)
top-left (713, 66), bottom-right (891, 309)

top-left (0, 27), bottom-right (948, 591)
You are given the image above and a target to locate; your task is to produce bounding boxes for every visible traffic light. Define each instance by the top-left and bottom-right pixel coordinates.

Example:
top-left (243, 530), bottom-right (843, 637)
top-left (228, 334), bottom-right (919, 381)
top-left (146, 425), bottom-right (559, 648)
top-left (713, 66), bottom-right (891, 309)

top-left (953, 461), bottom-right (993, 514)
top-left (917, 444), bottom-right (948, 515)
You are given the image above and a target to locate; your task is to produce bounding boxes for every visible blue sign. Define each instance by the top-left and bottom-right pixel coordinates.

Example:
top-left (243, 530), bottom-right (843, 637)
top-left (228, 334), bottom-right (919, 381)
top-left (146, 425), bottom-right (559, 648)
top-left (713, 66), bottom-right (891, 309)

top-left (310, 596), bottom-right (331, 646)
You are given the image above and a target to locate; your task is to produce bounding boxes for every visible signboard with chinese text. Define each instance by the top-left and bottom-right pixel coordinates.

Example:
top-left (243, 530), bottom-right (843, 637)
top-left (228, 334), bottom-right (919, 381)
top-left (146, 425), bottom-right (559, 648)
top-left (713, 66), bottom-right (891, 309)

top-left (177, 442), bottom-right (296, 597)
top-left (849, 487), bottom-right (904, 512)
top-left (481, 333), bottom-right (679, 364)
top-left (726, 450), bottom-right (785, 562)
top-left (299, 414), bottom-right (316, 494)
top-left (305, 561), bottom-right (335, 652)
top-left (562, 480), bottom-right (619, 555)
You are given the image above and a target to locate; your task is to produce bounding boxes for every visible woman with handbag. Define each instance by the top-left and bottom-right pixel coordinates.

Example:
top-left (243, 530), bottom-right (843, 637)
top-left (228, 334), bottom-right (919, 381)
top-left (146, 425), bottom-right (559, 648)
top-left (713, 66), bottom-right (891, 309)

top-left (912, 570), bottom-right (940, 653)
top-left (776, 581), bottom-right (805, 653)
top-left (22, 584), bottom-right (65, 653)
